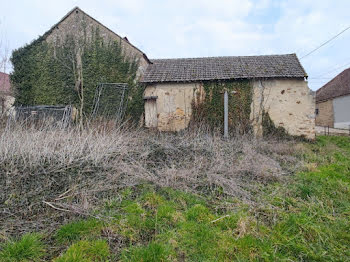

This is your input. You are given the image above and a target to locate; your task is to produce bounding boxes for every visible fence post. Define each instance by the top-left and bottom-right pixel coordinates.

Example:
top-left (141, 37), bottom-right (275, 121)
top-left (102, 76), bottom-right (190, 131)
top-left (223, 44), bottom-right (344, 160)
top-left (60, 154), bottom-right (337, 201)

top-left (328, 125), bottom-right (330, 135)
top-left (224, 90), bottom-right (228, 138)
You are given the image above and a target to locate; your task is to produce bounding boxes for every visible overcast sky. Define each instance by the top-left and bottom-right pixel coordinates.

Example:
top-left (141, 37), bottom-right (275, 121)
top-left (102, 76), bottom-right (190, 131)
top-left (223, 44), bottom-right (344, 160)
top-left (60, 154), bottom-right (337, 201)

top-left (1, 0), bottom-right (350, 91)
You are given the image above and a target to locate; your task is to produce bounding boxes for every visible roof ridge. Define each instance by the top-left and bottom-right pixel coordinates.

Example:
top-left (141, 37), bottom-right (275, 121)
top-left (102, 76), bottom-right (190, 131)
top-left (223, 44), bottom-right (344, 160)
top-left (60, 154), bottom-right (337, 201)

top-left (150, 54), bottom-right (296, 61)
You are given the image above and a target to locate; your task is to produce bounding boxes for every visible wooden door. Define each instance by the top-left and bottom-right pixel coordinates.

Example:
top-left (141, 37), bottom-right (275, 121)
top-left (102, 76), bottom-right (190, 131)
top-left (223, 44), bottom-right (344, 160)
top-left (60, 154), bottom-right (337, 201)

top-left (145, 99), bottom-right (158, 128)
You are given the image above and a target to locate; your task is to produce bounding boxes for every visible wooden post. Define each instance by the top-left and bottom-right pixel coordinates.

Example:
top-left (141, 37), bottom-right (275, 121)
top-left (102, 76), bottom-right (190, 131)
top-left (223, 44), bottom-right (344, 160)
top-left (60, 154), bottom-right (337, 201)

top-left (224, 90), bottom-right (228, 138)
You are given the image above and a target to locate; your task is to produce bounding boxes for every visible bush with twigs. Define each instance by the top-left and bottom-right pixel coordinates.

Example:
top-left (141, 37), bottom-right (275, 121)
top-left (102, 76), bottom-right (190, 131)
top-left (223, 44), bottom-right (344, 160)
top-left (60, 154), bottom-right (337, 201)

top-left (0, 119), bottom-right (302, 238)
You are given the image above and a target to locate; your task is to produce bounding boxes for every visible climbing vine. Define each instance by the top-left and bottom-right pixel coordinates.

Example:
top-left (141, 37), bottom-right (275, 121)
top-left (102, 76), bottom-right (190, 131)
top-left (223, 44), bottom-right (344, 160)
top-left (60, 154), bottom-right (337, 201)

top-left (191, 80), bottom-right (253, 134)
top-left (261, 110), bottom-right (288, 137)
top-left (10, 29), bottom-right (143, 122)
top-left (261, 110), bottom-right (306, 140)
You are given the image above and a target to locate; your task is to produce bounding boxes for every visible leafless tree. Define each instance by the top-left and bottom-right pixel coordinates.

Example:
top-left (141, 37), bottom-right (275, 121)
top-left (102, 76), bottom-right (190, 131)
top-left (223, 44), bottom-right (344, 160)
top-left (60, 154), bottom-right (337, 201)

top-left (0, 20), bottom-right (10, 73)
top-left (53, 26), bottom-right (87, 130)
top-left (0, 21), bottom-right (10, 115)
top-left (71, 44), bottom-right (85, 130)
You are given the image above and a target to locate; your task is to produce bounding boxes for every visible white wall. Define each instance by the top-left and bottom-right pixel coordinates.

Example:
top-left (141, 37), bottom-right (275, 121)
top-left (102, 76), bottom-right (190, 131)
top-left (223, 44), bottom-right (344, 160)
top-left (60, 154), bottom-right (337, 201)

top-left (333, 94), bottom-right (350, 129)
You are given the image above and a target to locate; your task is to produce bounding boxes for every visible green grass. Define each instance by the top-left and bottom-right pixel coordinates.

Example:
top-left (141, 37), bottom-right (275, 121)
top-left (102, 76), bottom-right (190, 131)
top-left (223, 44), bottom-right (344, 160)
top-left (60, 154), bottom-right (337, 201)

top-left (116, 136), bottom-right (350, 261)
top-left (55, 219), bottom-right (103, 243)
top-left (53, 240), bottom-right (110, 262)
top-left (121, 242), bottom-right (174, 262)
top-left (0, 233), bottom-right (45, 262)
top-left (2, 136), bottom-right (350, 261)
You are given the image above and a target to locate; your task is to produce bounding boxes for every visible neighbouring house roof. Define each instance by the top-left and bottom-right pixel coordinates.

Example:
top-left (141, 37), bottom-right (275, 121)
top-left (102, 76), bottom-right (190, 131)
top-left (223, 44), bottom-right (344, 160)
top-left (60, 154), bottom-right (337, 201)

top-left (140, 54), bottom-right (307, 83)
top-left (316, 68), bottom-right (350, 103)
top-left (0, 72), bottom-right (11, 95)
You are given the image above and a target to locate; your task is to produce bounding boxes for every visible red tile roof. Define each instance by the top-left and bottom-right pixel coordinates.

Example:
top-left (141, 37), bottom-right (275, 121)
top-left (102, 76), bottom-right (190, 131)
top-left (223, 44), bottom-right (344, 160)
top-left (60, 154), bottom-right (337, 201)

top-left (316, 68), bottom-right (350, 103)
top-left (0, 72), bottom-right (11, 95)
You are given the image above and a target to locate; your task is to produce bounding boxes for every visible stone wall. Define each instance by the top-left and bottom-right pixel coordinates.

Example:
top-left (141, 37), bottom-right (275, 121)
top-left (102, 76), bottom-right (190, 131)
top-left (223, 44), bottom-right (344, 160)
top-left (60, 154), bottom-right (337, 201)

top-left (45, 8), bottom-right (149, 78)
top-left (250, 79), bottom-right (315, 139)
top-left (144, 82), bottom-right (202, 131)
top-left (315, 100), bottom-right (334, 127)
top-left (144, 79), bottom-right (315, 139)
top-left (0, 95), bottom-right (15, 116)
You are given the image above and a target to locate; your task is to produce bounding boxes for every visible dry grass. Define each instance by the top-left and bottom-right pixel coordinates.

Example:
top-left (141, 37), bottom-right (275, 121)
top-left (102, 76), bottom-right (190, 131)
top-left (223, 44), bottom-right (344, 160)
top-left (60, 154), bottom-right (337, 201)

top-left (0, 121), bottom-right (303, 237)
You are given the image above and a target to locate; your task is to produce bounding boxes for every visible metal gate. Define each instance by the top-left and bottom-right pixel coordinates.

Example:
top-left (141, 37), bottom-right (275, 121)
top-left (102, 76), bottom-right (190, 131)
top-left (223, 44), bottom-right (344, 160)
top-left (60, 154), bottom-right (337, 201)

top-left (91, 83), bottom-right (129, 121)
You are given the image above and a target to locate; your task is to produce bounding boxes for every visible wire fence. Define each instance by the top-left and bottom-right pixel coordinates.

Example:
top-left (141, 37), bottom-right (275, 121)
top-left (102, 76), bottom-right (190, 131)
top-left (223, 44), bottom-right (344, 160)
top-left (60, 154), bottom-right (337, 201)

top-left (91, 83), bottom-right (129, 122)
top-left (316, 125), bottom-right (350, 136)
top-left (5, 83), bottom-right (129, 129)
top-left (9, 105), bottom-right (73, 129)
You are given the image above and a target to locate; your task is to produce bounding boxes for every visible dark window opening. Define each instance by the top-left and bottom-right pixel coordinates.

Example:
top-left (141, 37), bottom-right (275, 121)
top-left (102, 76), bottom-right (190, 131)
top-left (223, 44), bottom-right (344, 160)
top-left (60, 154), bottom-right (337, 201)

top-left (315, 108), bottom-right (319, 115)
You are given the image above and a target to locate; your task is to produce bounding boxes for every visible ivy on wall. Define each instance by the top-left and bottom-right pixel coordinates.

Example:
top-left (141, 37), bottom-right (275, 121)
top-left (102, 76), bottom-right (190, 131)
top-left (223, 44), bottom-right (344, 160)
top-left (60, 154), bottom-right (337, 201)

top-left (261, 110), bottom-right (304, 140)
top-left (191, 80), bottom-right (253, 134)
top-left (11, 39), bottom-right (75, 106)
top-left (10, 29), bottom-right (143, 122)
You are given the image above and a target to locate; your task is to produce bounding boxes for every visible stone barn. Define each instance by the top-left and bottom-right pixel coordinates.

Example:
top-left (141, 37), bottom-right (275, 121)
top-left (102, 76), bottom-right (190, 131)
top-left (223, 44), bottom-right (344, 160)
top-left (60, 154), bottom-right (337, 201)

top-left (140, 54), bottom-right (315, 139)
top-left (12, 7), bottom-right (315, 139)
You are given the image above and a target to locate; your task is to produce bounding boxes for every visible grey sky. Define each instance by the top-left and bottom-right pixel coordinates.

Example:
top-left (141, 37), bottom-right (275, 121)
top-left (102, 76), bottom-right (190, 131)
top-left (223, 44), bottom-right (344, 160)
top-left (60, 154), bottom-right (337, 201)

top-left (1, 0), bottom-right (350, 90)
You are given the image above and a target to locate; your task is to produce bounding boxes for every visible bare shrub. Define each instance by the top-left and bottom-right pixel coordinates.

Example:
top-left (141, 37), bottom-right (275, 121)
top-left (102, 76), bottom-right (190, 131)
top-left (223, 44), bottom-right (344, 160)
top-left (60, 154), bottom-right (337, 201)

top-left (0, 121), bottom-right (303, 236)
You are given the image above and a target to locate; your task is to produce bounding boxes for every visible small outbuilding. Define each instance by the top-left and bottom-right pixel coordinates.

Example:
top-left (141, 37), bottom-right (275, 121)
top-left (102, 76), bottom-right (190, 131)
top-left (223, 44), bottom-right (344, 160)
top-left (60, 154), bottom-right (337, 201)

top-left (140, 54), bottom-right (315, 139)
top-left (316, 68), bottom-right (350, 129)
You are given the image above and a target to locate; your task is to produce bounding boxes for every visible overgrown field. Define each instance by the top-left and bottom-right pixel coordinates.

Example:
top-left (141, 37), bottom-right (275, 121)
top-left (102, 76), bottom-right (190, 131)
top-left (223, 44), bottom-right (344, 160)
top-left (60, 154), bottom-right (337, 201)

top-left (0, 125), bottom-right (349, 261)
